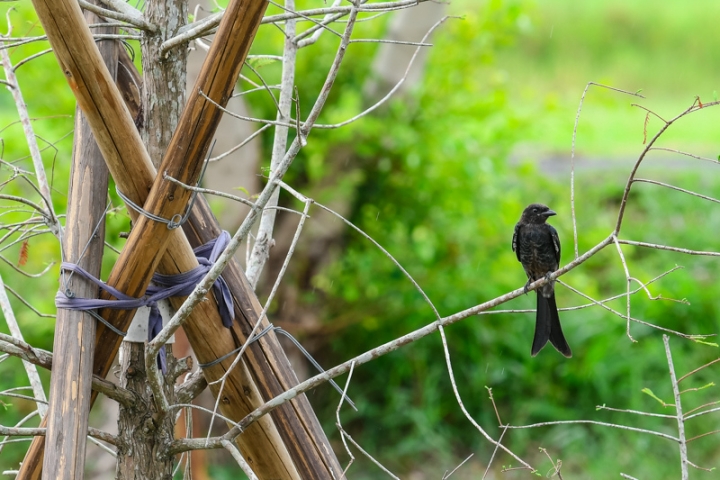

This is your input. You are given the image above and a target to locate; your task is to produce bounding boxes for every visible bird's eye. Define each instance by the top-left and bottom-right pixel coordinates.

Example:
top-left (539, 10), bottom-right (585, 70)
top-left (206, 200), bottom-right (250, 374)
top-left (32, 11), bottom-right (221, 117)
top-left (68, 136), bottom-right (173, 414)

top-left (532, 208), bottom-right (538, 213)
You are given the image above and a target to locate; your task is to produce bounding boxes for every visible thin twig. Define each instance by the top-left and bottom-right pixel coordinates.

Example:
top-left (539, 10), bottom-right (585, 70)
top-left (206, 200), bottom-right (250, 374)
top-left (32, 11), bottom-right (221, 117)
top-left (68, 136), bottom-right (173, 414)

top-left (0, 274), bottom-right (47, 417)
top-left (558, 280), bottom-right (702, 339)
top-left (163, 0), bottom-right (430, 51)
top-left (664, 335), bottom-right (688, 480)
top-left (209, 123), bottom-right (272, 162)
top-left (616, 239), bottom-right (720, 257)
top-left (245, 0), bottom-right (298, 288)
top-left (648, 147), bottom-right (720, 165)
top-left (295, 0), bottom-right (343, 47)
top-left (439, 325), bottom-right (533, 471)
top-left (633, 178), bottom-right (720, 204)
top-left (0, 45), bottom-right (63, 240)
top-left (505, 420), bottom-right (678, 442)
top-left (596, 405), bottom-right (675, 419)
top-left (615, 101), bottom-right (720, 235)
top-left (570, 83), bottom-right (644, 258)
top-left (337, 362), bottom-right (356, 477)
top-left (481, 428), bottom-right (507, 479)
top-left (612, 235), bottom-right (636, 342)
top-left (678, 358), bottom-right (720, 384)
top-left (443, 453), bottom-right (473, 480)
top-left (220, 439), bottom-right (259, 479)
top-left (78, 0), bottom-right (157, 31)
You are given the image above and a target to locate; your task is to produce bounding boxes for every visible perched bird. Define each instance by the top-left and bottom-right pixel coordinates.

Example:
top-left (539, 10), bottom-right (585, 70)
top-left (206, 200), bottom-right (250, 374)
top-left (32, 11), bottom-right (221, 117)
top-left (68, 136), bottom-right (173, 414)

top-left (512, 203), bottom-right (572, 357)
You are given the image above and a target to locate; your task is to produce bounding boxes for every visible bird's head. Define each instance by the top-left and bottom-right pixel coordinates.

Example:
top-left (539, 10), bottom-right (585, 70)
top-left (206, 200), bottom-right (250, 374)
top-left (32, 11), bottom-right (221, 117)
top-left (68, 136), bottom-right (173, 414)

top-left (520, 203), bottom-right (556, 224)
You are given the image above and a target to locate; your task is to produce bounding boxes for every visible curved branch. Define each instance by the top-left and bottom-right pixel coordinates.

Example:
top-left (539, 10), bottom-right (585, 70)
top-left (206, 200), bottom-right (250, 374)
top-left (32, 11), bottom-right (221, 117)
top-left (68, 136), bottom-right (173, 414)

top-left (614, 101), bottom-right (720, 235)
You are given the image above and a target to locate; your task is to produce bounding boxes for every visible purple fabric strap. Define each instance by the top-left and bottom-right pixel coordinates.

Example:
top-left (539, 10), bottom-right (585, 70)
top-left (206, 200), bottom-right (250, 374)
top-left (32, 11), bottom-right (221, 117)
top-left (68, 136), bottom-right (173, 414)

top-left (56, 231), bottom-right (235, 374)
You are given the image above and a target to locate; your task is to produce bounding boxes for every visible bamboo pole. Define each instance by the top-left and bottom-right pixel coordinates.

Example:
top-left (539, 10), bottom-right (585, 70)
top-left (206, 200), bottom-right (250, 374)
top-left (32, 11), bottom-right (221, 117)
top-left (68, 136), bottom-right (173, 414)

top-left (43, 112), bottom-right (109, 478)
top-left (20, 0), bottom-right (295, 477)
top-left (120, 49), bottom-right (343, 477)
top-left (19, 0), bottom-right (342, 478)
top-left (41, 9), bottom-right (115, 475)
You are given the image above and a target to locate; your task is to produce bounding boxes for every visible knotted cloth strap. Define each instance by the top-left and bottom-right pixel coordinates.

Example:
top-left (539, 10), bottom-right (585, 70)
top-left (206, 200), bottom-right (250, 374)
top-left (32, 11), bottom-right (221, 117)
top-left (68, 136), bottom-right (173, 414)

top-left (56, 231), bottom-right (235, 373)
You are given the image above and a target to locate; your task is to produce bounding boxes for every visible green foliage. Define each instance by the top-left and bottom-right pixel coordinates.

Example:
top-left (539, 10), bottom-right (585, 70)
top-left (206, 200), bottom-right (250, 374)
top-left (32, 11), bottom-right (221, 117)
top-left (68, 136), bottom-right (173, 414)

top-left (241, 1), bottom-right (720, 477)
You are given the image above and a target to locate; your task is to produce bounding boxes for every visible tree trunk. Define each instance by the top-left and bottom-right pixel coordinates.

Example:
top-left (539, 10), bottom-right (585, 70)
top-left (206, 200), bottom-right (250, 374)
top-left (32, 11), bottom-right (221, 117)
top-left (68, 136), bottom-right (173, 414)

top-left (141, 0), bottom-right (187, 167)
top-left (115, 344), bottom-right (176, 480)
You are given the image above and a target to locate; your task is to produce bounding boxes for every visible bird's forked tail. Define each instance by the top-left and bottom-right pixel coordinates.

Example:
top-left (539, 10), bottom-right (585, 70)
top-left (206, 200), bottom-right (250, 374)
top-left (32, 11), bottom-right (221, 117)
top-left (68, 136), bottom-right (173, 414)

top-left (532, 292), bottom-right (572, 358)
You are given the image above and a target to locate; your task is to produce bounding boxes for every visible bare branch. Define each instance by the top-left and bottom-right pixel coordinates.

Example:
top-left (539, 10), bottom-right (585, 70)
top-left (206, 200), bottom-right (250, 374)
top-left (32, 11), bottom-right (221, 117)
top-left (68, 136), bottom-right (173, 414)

top-left (633, 178), bottom-right (720, 204)
top-left (295, 0), bottom-right (343, 48)
top-left (443, 453), bottom-right (473, 480)
top-left (221, 439), bottom-right (258, 480)
top-left (648, 147), bottom-right (720, 165)
top-left (570, 83), bottom-right (644, 259)
top-left (0, 45), bottom-right (62, 238)
top-left (558, 280), bottom-right (701, 339)
top-left (78, 0), bottom-right (157, 31)
top-left (163, 0), bottom-right (431, 51)
top-left (0, 274), bottom-right (47, 417)
top-left (616, 239), bottom-right (720, 257)
top-left (505, 420), bottom-right (678, 442)
top-left (615, 101), bottom-right (720, 234)
top-left (209, 123), bottom-right (272, 162)
top-left (334, 361), bottom-right (400, 479)
top-left (0, 424), bottom-right (116, 446)
top-left (612, 236), bottom-right (636, 342)
top-left (664, 335), bottom-right (688, 479)
top-left (595, 405), bottom-right (675, 419)
top-left (174, 370), bottom-right (208, 405)
top-left (0, 334), bottom-right (135, 407)
top-left (245, 0), bottom-right (298, 288)
top-left (438, 325), bottom-right (533, 471)
top-left (678, 358), bottom-right (720, 384)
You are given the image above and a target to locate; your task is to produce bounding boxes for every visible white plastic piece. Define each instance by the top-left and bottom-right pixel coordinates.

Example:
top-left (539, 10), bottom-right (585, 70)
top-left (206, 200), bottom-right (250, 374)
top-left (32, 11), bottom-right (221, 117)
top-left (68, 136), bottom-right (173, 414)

top-left (124, 299), bottom-right (176, 343)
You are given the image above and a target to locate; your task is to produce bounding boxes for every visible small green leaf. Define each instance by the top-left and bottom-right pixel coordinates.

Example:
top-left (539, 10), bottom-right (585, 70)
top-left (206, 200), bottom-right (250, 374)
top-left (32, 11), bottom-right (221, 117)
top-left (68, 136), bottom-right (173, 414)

top-left (246, 55), bottom-right (281, 69)
top-left (690, 336), bottom-right (719, 347)
top-left (233, 186), bottom-right (250, 196)
top-left (641, 388), bottom-right (671, 407)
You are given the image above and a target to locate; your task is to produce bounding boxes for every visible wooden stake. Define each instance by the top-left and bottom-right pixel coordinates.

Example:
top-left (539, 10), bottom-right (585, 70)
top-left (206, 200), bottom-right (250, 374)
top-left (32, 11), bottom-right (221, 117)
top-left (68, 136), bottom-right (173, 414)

top-left (41, 6), bottom-right (114, 478)
top-left (20, 0), bottom-right (342, 478)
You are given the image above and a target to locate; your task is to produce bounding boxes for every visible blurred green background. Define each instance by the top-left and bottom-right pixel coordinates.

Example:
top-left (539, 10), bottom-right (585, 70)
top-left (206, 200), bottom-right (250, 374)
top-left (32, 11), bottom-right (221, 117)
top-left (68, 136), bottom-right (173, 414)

top-left (2, 0), bottom-right (720, 478)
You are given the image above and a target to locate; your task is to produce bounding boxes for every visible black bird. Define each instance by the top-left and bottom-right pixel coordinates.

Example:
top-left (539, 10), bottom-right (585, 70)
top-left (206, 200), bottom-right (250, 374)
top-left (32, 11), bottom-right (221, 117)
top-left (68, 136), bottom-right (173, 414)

top-left (512, 203), bottom-right (572, 357)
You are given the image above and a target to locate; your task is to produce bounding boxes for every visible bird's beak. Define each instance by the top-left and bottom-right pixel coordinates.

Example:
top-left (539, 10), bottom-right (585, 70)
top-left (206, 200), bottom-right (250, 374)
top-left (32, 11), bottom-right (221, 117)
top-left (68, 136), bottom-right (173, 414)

top-left (542, 209), bottom-right (557, 217)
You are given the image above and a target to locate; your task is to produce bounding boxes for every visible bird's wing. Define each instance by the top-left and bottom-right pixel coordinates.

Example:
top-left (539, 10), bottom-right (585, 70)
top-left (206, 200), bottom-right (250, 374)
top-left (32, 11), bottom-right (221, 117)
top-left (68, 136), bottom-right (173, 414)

top-left (548, 224), bottom-right (561, 264)
top-left (512, 223), bottom-right (521, 261)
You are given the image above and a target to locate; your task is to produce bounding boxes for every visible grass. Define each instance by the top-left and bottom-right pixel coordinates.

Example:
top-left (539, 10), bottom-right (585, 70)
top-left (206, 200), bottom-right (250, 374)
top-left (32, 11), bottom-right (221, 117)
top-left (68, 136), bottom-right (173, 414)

top-left (459, 0), bottom-right (720, 158)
